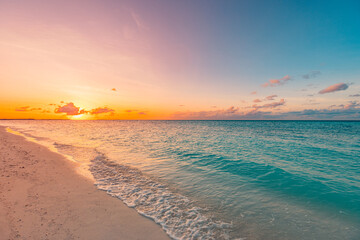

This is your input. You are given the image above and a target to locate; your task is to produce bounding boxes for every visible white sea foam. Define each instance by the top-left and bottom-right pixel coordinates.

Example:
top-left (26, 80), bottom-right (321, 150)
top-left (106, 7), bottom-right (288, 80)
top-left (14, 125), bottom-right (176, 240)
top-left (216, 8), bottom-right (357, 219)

top-left (90, 154), bottom-right (232, 240)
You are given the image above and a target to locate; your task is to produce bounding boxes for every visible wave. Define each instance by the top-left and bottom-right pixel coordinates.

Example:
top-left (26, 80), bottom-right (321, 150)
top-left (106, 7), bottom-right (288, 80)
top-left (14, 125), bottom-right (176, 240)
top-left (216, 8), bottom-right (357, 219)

top-left (89, 153), bottom-right (232, 240)
top-left (5, 126), bottom-right (234, 239)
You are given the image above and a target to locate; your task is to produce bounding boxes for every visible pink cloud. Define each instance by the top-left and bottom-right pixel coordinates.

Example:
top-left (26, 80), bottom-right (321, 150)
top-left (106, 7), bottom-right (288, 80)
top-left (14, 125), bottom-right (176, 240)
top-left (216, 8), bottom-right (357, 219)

top-left (253, 95), bottom-right (278, 103)
top-left (15, 106), bottom-right (42, 112)
top-left (55, 102), bottom-right (82, 115)
top-left (262, 75), bottom-right (291, 87)
top-left (90, 107), bottom-right (114, 115)
top-left (318, 83), bottom-right (349, 94)
top-left (253, 99), bottom-right (285, 109)
top-left (225, 106), bottom-right (239, 113)
top-left (15, 106), bottom-right (30, 111)
top-left (342, 101), bottom-right (360, 109)
top-left (250, 91), bottom-right (257, 95)
top-left (265, 95), bottom-right (278, 101)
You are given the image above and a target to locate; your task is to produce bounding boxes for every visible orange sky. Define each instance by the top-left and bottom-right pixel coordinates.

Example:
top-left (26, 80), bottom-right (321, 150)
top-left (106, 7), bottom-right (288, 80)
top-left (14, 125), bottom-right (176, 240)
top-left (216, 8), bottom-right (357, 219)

top-left (1, 0), bottom-right (359, 120)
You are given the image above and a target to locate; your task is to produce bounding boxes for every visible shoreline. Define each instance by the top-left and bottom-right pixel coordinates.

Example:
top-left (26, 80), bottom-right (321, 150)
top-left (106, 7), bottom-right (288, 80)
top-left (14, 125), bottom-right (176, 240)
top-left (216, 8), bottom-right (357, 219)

top-left (0, 126), bottom-right (169, 240)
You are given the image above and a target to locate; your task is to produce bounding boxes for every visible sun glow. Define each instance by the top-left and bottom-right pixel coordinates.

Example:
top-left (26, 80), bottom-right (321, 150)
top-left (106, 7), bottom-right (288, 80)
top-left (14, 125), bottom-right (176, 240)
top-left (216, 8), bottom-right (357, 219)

top-left (69, 114), bottom-right (85, 120)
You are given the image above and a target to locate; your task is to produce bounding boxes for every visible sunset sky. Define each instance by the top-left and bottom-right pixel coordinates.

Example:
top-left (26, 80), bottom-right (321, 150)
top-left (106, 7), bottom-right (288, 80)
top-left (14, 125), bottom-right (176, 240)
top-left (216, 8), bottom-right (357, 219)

top-left (0, 0), bottom-right (359, 120)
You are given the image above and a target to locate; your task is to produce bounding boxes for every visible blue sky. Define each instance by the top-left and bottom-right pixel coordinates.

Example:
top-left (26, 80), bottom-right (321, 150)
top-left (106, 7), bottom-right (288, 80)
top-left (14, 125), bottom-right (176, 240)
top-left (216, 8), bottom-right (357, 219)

top-left (0, 0), bottom-right (359, 119)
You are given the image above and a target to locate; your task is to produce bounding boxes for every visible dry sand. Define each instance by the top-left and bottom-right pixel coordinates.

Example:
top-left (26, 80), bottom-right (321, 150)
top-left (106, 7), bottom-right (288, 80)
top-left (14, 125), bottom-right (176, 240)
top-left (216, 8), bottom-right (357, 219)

top-left (0, 126), bottom-right (169, 240)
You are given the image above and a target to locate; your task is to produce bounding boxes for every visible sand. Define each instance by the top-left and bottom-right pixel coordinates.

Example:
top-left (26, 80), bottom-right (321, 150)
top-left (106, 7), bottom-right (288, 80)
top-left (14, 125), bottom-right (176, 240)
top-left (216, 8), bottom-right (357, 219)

top-left (0, 126), bottom-right (169, 240)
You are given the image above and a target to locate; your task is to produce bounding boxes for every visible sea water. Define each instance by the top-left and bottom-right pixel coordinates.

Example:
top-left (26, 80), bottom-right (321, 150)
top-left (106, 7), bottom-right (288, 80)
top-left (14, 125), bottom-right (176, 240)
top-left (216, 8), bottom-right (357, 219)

top-left (1, 120), bottom-right (359, 239)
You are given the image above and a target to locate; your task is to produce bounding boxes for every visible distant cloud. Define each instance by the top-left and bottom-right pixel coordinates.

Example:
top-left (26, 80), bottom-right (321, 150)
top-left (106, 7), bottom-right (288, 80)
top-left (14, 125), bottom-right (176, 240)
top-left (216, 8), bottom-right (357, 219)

top-left (250, 91), bottom-right (257, 95)
top-left (15, 106), bottom-right (42, 112)
top-left (226, 106), bottom-right (239, 113)
top-left (90, 107), bottom-right (114, 115)
top-left (262, 75), bottom-right (291, 87)
top-left (111, 88), bottom-right (117, 91)
top-left (130, 10), bottom-right (148, 30)
top-left (342, 101), bottom-right (360, 109)
top-left (318, 83), bottom-right (349, 94)
top-left (15, 106), bottom-right (30, 111)
top-left (172, 99), bottom-right (359, 120)
top-left (55, 102), bottom-right (82, 115)
top-left (252, 99), bottom-right (285, 109)
top-left (172, 106), bottom-right (242, 120)
top-left (285, 106), bottom-right (359, 120)
top-left (302, 71), bottom-right (321, 79)
top-left (138, 111), bottom-right (146, 115)
top-left (179, 105), bottom-right (185, 107)
top-left (253, 95), bottom-right (277, 103)
top-left (54, 102), bottom-right (115, 116)
top-left (265, 95), bottom-right (278, 101)
top-left (349, 94), bottom-right (360, 97)
top-left (125, 109), bottom-right (138, 113)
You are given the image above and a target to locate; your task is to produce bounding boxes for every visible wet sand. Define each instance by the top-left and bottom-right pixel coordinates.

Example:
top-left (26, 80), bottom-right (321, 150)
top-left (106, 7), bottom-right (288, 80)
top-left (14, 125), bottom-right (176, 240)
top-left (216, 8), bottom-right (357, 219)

top-left (0, 126), bottom-right (169, 240)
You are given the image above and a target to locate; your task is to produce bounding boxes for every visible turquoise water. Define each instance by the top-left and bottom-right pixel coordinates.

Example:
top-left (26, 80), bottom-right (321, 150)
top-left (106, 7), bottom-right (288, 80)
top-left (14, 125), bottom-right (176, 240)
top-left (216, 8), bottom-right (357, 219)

top-left (1, 120), bottom-right (360, 239)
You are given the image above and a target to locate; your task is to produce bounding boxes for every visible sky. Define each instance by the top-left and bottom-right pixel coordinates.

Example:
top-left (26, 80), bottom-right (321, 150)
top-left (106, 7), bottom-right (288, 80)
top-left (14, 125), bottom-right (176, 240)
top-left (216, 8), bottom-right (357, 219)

top-left (0, 0), bottom-right (359, 120)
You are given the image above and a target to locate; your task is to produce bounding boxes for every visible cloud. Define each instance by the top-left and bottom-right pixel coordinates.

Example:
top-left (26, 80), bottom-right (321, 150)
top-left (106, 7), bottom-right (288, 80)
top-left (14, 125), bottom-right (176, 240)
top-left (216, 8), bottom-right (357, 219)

top-left (302, 71), bottom-right (321, 79)
top-left (130, 10), bottom-right (148, 30)
top-left (265, 95), bottom-right (278, 101)
top-left (15, 106), bottom-right (30, 111)
top-left (250, 91), bottom-right (257, 95)
top-left (225, 106), bottom-right (239, 113)
top-left (111, 88), bottom-right (117, 91)
top-left (90, 107), bottom-right (115, 115)
top-left (284, 106), bottom-right (360, 120)
top-left (253, 95), bottom-right (278, 103)
top-left (138, 111), bottom-right (146, 115)
top-left (262, 75), bottom-right (291, 87)
top-left (252, 99), bottom-right (285, 109)
top-left (55, 102), bottom-right (82, 115)
top-left (342, 101), bottom-right (360, 109)
top-left (172, 98), bottom-right (360, 120)
top-left (15, 106), bottom-right (42, 112)
top-left (318, 83), bottom-right (349, 94)
top-left (349, 94), bottom-right (360, 97)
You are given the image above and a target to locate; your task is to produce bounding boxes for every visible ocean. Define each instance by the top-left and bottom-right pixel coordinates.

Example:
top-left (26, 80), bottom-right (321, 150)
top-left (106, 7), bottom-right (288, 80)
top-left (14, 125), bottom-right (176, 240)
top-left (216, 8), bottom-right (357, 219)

top-left (1, 120), bottom-right (359, 239)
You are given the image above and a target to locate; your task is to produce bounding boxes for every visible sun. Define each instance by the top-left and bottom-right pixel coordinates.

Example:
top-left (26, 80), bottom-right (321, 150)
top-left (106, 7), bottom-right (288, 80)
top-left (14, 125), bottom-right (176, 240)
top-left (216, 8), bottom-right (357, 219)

top-left (69, 114), bottom-right (86, 120)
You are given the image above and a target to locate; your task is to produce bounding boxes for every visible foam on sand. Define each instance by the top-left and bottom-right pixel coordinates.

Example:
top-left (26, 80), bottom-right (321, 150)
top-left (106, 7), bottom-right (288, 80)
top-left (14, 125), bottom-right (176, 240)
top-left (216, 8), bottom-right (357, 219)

top-left (90, 154), bottom-right (232, 240)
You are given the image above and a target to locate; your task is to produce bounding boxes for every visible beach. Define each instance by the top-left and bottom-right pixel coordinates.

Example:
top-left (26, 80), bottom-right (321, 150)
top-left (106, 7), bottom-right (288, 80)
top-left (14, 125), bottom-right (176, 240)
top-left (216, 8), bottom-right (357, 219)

top-left (0, 126), bottom-right (169, 240)
top-left (1, 120), bottom-right (359, 240)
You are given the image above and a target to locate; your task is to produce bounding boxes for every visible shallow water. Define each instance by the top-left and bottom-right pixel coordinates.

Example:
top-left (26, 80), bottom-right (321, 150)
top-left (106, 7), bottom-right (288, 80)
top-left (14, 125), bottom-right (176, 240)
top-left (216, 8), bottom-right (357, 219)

top-left (1, 120), bottom-right (360, 239)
